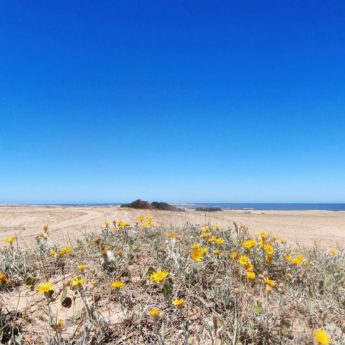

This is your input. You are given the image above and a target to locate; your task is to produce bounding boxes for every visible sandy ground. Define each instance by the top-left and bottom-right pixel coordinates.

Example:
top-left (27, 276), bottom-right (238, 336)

top-left (0, 205), bottom-right (344, 247)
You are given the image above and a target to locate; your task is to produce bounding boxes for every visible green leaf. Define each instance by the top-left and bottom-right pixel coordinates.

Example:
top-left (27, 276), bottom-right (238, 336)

top-left (162, 281), bottom-right (173, 299)
top-left (60, 288), bottom-right (68, 303)
top-left (253, 303), bottom-right (263, 316)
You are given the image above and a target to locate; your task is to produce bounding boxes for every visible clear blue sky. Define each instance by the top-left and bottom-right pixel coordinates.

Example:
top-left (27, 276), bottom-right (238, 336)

top-left (1, 1), bottom-right (345, 204)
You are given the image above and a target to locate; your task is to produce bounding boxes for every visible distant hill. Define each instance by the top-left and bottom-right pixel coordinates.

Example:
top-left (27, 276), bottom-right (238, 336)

top-left (121, 199), bottom-right (182, 211)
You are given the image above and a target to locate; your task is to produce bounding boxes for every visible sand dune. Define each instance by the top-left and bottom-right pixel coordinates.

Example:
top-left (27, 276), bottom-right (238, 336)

top-left (0, 205), bottom-right (344, 247)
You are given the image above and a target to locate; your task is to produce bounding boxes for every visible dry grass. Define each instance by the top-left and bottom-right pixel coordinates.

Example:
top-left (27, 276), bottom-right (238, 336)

top-left (0, 219), bottom-right (344, 344)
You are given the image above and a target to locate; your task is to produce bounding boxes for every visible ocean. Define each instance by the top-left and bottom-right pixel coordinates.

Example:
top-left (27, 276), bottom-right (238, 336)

top-left (14, 202), bottom-right (345, 211)
top-left (179, 203), bottom-right (345, 211)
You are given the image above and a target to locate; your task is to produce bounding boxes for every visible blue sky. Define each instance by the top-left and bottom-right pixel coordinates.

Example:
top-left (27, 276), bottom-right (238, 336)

top-left (1, 0), bottom-right (345, 203)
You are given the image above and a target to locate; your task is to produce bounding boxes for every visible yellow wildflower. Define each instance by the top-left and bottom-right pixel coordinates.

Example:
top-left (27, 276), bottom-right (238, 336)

top-left (191, 248), bottom-right (205, 262)
top-left (78, 264), bottom-right (88, 271)
top-left (38, 282), bottom-right (54, 295)
top-left (285, 253), bottom-right (291, 261)
top-left (279, 237), bottom-right (286, 244)
top-left (57, 319), bottom-right (63, 329)
top-left (148, 307), bottom-right (161, 317)
top-left (247, 271), bottom-right (256, 280)
top-left (240, 224), bottom-right (248, 231)
top-left (208, 235), bottom-right (217, 243)
top-left (263, 277), bottom-right (276, 287)
top-left (201, 226), bottom-right (209, 232)
top-left (213, 249), bottom-right (221, 256)
top-left (59, 246), bottom-right (71, 256)
top-left (71, 277), bottom-right (85, 288)
top-left (242, 239), bottom-right (256, 250)
top-left (111, 280), bottom-right (126, 289)
top-left (0, 273), bottom-right (10, 285)
top-left (264, 244), bottom-right (274, 255)
top-left (138, 215), bottom-right (145, 222)
top-left (172, 299), bottom-right (185, 308)
top-left (258, 231), bottom-right (267, 239)
top-left (238, 255), bottom-right (250, 266)
top-left (118, 220), bottom-right (127, 229)
top-left (151, 270), bottom-right (169, 284)
top-left (314, 329), bottom-right (331, 345)
top-left (329, 249), bottom-right (338, 256)
top-left (166, 232), bottom-right (181, 239)
top-left (265, 255), bottom-right (273, 263)
top-left (229, 251), bottom-right (238, 259)
top-left (104, 220), bottom-right (110, 228)
top-left (245, 263), bottom-right (254, 271)
top-left (292, 255), bottom-right (304, 265)
top-left (5, 236), bottom-right (16, 245)
top-left (214, 225), bottom-right (220, 231)
top-left (192, 243), bottom-right (200, 249)
top-left (215, 237), bottom-right (225, 245)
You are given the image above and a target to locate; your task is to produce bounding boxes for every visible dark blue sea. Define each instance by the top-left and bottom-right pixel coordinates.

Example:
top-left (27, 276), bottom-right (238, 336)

top-left (18, 202), bottom-right (345, 211)
top-left (179, 203), bottom-right (345, 211)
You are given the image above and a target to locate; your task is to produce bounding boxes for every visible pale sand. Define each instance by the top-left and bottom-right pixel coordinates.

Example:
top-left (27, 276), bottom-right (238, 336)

top-left (0, 205), bottom-right (344, 247)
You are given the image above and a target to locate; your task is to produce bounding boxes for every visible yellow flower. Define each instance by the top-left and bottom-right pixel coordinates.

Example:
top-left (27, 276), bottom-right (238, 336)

top-left (292, 255), bottom-right (304, 266)
top-left (215, 237), bottom-right (225, 245)
top-left (240, 224), bottom-right (248, 231)
top-left (208, 235), bottom-right (217, 243)
top-left (264, 244), bottom-right (274, 255)
top-left (71, 277), bottom-right (85, 288)
top-left (265, 255), bottom-right (273, 263)
top-left (57, 319), bottom-right (63, 329)
top-left (213, 249), bottom-right (221, 256)
top-left (38, 282), bottom-right (54, 295)
top-left (314, 329), bottom-right (331, 345)
top-left (247, 271), bottom-right (256, 280)
top-left (214, 225), bottom-right (220, 231)
top-left (201, 226), bottom-right (209, 232)
top-left (166, 232), bottom-right (181, 239)
top-left (0, 273), bottom-right (10, 285)
top-left (78, 264), bottom-right (88, 271)
top-left (263, 277), bottom-right (276, 287)
top-left (242, 239), bottom-right (256, 250)
top-left (201, 247), bottom-right (208, 254)
top-left (111, 280), bottom-right (126, 289)
top-left (329, 249), bottom-right (338, 256)
top-left (172, 299), bottom-right (185, 308)
top-left (279, 237), bottom-right (286, 244)
top-left (104, 220), bottom-right (110, 228)
top-left (148, 307), bottom-right (161, 317)
top-left (151, 270), bottom-right (169, 284)
top-left (245, 263), bottom-right (254, 271)
top-left (192, 248), bottom-right (204, 262)
top-left (192, 243), bottom-right (200, 249)
top-left (5, 236), bottom-right (16, 245)
top-left (229, 251), bottom-right (238, 260)
top-left (238, 255), bottom-right (250, 266)
top-left (118, 220), bottom-right (127, 229)
top-left (285, 253), bottom-right (291, 261)
top-left (59, 246), bottom-right (71, 256)
top-left (257, 231), bottom-right (267, 239)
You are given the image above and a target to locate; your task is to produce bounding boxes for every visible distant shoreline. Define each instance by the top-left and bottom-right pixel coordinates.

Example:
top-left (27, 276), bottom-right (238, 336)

top-left (1, 202), bottom-right (345, 211)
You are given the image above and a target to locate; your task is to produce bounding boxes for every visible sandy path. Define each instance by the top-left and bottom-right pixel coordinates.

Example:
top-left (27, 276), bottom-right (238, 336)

top-left (0, 205), bottom-right (344, 247)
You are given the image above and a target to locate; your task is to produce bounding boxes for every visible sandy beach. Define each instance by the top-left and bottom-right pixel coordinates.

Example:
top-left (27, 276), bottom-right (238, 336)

top-left (0, 205), bottom-right (344, 247)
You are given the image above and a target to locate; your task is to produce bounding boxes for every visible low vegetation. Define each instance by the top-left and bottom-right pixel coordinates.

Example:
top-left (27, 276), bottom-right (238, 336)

top-left (121, 199), bottom-right (181, 211)
top-left (0, 219), bottom-right (344, 344)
